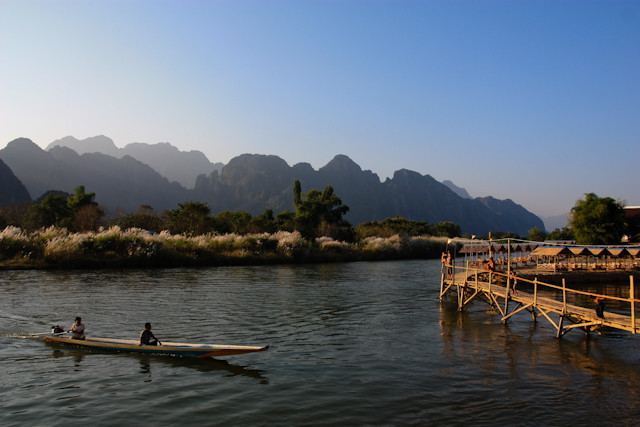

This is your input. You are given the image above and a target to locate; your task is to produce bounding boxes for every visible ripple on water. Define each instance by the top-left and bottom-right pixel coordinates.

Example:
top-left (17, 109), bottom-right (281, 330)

top-left (1, 261), bottom-right (640, 425)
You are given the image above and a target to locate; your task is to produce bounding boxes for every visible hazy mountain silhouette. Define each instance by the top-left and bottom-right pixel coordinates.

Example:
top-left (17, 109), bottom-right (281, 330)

top-left (47, 135), bottom-right (223, 188)
top-left (2, 138), bottom-right (544, 234)
top-left (0, 157), bottom-right (31, 207)
top-left (1, 138), bottom-right (188, 214)
top-left (442, 180), bottom-right (472, 199)
top-left (194, 153), bottom-right (544, 235)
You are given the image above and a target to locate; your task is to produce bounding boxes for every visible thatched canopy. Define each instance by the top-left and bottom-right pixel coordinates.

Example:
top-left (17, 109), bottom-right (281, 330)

top-left (530, 247), bottom-right (571, 256)
top-left (568, 247), bottom-right (590, 256)
top-left (459, 244), bottom-right (491, 254)
top-left (588, 247), bottom-right (610, 257)
top-left (627, 247), bottom-right (640, 257)
top-left (460, 243), bottom-right (539, 254)
top-left (607, 248), bottom-right (630, 257)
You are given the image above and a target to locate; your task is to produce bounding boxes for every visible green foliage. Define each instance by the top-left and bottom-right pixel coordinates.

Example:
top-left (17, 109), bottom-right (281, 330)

top-left (274, 211), bottom-right (295, 232)
top-left (293, 180), bottom-right (351, 239)
top-left (0, 233), bottom-right (44, 260)
top-left (67, 186), bottom-right (97, 211)
top-left (527, 226), bottom-right (547, 242)
top-left (570, 193), bottom-right (627, 244)
top-left (22, 186), bottom-right (104, 232)
top-left (430, 221), bottom-right (462, 238)
top-left (167, 201), bottom-right (214, 235)
top-left (357, 217), bottom-right (430, 239)
top-left (249, 209), bottom-right (277, 233)
top-left (28, 193), bottom-right (72, 229)
top-left (356, 217), bottom-right (461, 239)
top-left (115, 214), bottom-right (164, 232)
top-left (213, 210), bottom-right (252, 234)
top-left (82, 234), bottom-right (127, 257)
top-left (547, 226), bottom-right (575, 241)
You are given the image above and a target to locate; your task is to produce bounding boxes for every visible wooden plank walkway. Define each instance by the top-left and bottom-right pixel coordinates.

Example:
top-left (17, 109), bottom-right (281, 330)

top-left (440, 266), bottom-right (638, 338)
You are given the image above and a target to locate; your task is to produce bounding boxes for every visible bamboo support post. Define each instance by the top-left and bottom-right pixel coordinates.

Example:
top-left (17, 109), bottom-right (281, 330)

top-left (631, 275), bottom-right (636, 334)
top-left (556, 315), bottom-right (564, 339)
top-left (503, 273), bottom-right (510, 323)
top-left (562, 278), bottom-right (567, 314)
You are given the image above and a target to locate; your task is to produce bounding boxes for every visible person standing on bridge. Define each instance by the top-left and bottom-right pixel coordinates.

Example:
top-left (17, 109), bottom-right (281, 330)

top-left (486, 257), bottom-right (496, 283)
top-left (594, 296), bottom-right (605, 319)
top-left (510, 270), bottom-right (518, 296)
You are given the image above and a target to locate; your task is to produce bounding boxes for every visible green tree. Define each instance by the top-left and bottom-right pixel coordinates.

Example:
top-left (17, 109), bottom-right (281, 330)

top-left (570, 193), bottom-right (627, 244)
top-left (293, 180), bottom-right (351, 239)
top-left (67, 186), bottom-right (97, 212)
top-left (547, 226), bottom-right (575, 241)
top-left (274, 210), bottom-right (296, 232)
top-left (214, 210), bottom-right (252, 234)
top-left (527, 226), bottom-right (547, 242)
top-left (249, 209), bottom-right (276, 233)
top-left (168, 202), bottom-right (214, 235)
top-left (68, 186), bottom-right (103, 231)
top-left (113, 205), bottom-right (165, 232)
top-left (26, 192), bottom-right (72, 230)
top-left (430, 221), bottom-right (462, 238)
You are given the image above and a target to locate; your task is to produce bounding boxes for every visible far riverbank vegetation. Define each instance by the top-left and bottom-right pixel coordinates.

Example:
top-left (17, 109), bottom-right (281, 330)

top-left (0, 185), bottom-right (634, 269)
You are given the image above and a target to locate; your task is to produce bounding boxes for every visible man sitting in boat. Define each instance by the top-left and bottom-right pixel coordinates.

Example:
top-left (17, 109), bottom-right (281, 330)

top-left (139, 322), bottom-right (161, 346)
top-left (69, 316), bottom-right (85, 340)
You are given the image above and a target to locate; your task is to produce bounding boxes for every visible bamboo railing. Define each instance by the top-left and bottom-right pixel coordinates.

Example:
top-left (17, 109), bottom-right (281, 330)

top-left (439, 261), bottom-right (638, 338)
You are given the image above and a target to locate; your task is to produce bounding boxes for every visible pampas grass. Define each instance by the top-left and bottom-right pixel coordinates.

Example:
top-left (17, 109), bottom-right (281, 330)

top-left (0, 226), bottom-right (446, 269)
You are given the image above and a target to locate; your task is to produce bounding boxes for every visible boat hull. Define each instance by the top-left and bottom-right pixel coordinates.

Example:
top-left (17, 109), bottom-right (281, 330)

top-left (43, 335), bottom-right (268, 358)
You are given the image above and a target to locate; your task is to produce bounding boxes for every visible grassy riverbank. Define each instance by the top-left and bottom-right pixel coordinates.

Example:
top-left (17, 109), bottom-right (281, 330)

top-left (0, 226), bottom-right (448, 269)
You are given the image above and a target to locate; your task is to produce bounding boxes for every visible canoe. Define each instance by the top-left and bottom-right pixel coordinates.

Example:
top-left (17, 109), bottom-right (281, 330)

top-left (42, 335), bottom-right (269, 358)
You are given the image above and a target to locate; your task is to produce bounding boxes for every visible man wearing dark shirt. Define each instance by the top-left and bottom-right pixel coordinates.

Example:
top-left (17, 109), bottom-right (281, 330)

top-left (139, 322), bottom-right (161, 346)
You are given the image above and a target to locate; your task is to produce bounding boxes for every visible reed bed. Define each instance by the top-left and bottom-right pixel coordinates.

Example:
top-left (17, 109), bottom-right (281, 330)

top-left (0, 226), bottom-right (446, 269)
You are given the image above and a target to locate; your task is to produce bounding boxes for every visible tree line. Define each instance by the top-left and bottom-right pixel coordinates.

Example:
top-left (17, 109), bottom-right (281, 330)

top-left (0, 185), bottom-right (634, 245)
top-left (0, 180), bottom-right (464, 241)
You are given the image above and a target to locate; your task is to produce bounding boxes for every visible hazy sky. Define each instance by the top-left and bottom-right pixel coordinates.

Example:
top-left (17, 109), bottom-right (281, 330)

top-left (1, 0), bottom-right (638, 218)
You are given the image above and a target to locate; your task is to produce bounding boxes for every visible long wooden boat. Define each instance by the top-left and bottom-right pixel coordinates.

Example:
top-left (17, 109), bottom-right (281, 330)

top-left (43, 335), bottom-right (269, 358)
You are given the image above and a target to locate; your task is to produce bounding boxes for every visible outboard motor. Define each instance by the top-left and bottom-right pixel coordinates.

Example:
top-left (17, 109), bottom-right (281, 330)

top-left (51, 325), bottom-right (65, 334)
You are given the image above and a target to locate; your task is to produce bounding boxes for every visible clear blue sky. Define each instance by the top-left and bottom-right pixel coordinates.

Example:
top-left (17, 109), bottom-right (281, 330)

top-left (1, 0), bottom-right (638, 218)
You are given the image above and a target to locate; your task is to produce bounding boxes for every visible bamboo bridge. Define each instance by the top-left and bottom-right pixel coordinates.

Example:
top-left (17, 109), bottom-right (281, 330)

top-left (440, 261), bottom-right (638, 338)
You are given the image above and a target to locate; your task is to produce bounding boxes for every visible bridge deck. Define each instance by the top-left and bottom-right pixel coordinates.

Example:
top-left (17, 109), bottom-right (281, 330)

top-left (441, 267), bottom-right (637, 337)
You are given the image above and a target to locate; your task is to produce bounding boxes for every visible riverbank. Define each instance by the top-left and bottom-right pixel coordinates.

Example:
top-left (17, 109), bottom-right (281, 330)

top-left (0, 226), bottom-right (448, 270)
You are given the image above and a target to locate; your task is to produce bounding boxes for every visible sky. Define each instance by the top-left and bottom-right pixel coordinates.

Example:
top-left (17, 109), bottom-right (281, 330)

top-left (1, 0), bottom-right (638, 219)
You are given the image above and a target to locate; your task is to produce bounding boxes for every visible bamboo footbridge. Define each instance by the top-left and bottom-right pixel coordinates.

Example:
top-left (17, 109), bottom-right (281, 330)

top-left (440, 256), bottom-right (638, 339)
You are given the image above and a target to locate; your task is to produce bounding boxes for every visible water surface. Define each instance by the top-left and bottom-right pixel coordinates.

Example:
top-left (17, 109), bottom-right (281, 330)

top-left (1, 260), bottom-right (639, 426)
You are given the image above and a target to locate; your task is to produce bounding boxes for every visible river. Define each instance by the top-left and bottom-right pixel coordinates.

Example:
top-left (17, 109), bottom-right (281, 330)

top-left (1, 260), bottom-right (639, 426)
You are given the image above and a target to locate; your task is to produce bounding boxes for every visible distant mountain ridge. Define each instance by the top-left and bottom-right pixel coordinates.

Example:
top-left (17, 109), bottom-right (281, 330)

top-left (1, 138), bottom-right (187, 213)
top-left (46, 135), bottom-right (223, 188)
top-left (193, 153), bottom-right (544, 235)
top-left (0, 157), bottom-right (31, 206)
top-left (442, 180), bottom-right (472, 199)
top-left (1, 137), bottom-right (545, 235)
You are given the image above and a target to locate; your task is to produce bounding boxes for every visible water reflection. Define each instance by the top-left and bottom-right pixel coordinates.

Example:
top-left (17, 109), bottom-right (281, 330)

top-left (45, 345), bottom-right (268, 383)
top-left (50, 348), bottom-right (85, 365)
top-left (438, 298), bottom-right (640, 415)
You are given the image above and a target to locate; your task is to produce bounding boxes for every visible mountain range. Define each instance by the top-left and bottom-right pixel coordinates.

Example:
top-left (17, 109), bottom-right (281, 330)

top-left (0, 137), bottom-right (545, 235)
top-left (46, 135), bottom-right (223, 188)
top-left (0, 157), bottom-right (31, 206)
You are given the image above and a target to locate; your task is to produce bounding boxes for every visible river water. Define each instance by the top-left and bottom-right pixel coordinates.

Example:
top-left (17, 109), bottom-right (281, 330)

top-left (1, 260), bottom-right (639, 426)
